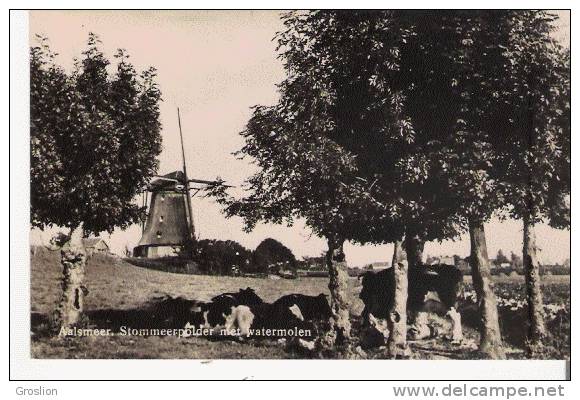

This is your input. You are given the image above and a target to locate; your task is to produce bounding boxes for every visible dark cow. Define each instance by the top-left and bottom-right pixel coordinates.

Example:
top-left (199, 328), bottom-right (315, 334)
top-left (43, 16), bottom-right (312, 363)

top-left (359, 263), bottom-right (463, 342)
top-left (256, 293), bottom-right (332, 339)
top-left (90, 295), bottom-right (203, 332)
top-left (271, 293), bottom-right (332, 321)
top-left (210, 287), bottom-right (264, 306)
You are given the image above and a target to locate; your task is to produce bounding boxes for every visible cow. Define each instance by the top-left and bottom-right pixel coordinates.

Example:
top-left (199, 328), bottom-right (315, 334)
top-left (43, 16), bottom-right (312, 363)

top-left (271, 293), bottom-right (332, 321)
top-left (210, 287), bottom-right (264, 307)
top-left (184, 304), bottom-right (256, 337)
top-left (231, 293), bottom-right (330, 340)
top-left (198, 287), bottom-right (264, 330)
top-left (359, 262), bottom-right (463, 343)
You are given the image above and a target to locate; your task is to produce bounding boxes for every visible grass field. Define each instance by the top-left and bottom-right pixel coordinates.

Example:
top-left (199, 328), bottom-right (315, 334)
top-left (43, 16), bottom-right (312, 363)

top-left (30, 248), bottom-right (570, 359)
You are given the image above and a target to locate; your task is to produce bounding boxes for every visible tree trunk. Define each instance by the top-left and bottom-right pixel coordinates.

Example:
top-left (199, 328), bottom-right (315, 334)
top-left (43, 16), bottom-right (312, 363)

top-left (403, 234), bottom-right (424, 268)
top-left (55, 225), bottom-right (87, 330)
top-left (404, 233), bottom-right (428, 345)
top-left (523, 213), bottom-right (546, 353)
top-left (325, 236), bottom-right (351, 347)
top-left (468, 218), bottom-right (505, 359)
top-left (387, 240), bottom-right (409, 358)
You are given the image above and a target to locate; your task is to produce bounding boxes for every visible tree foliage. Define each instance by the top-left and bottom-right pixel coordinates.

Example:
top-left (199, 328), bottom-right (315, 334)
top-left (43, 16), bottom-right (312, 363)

top-left (212, 8), bottom-right (569, 255)
top-left (30, 33), bottom-right (163, 235)
top-left (210, 12), bottom-right (456, 246)
top-left (194, 239), bottom-right (252, 275)
top-left (211, 102), bottom-right (402, 244)
top-left (252, 238), bottom-right (297, 273)
top-left (273, 11), bottom-right (468, 243)
top-left (272, 11), bottom-right (570, 235)
top-left (484, 12), bottom-right (570, 227)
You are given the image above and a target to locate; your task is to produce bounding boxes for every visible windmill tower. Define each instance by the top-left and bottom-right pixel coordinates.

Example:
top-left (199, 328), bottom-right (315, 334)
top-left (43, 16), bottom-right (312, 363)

top-left (133, 109), bottom-right (227, 259)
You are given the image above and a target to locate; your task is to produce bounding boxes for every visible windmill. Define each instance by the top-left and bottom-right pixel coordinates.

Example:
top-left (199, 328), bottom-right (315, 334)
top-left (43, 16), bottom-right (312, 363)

top-left (133, 109), bottom-right (230, 259)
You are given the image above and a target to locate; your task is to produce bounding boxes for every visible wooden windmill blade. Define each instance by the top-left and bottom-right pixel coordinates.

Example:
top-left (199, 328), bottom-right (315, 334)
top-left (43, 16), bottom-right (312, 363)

top-left (177, 108), bottom-right (196, 250)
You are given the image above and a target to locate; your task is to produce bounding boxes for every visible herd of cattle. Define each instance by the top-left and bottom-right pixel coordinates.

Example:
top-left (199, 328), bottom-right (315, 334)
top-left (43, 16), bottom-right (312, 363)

top-left (184, 289), bottom-right (333, 339)
top-left (127, 261), bottom-right (465, 348)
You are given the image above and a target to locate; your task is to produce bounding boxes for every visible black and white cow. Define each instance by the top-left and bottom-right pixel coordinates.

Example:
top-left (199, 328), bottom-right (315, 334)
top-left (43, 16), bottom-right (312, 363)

top-left (359, 262), bottom-right (463, 342)
top-left (191, 287), bottom-right (264, 334)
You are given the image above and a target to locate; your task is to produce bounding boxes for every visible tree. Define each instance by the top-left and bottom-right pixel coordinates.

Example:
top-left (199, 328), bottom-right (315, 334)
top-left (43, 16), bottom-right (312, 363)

top-left (209, 11), bottom-right (432, 353)
top-left (270, 10), bottom-right (510, 357)
top-left (511, 252), bottom-right (523, 272)
top-left (354, 10), bottom-right (565, 358)
top-left (30, 34), bottom-right (162, 329)
top-left (494, 249), bottom-right (509, 266)
top-left (387, 241), bottom-right (408, 357)
top-left (285, 10), bottom-right (510, 358)
top-left (406, 11), bottom-right (569, 357)
top-left (252, 238), bottom-right (297, 274)
top-left (271, 11), bottom-right (469, 356)
top-left (194, 239), bottom-right (252, 275)
top-left (213, 11), bottom-right (568, 359)
top-left (477, 12), bottom-right (570, 353)
top-left (211, 103), bottom-right (400, 351)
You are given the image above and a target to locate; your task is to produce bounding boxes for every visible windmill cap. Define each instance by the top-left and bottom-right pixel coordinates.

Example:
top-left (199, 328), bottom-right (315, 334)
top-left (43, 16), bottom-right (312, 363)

top-left (149, 171), bottom-right (186, 191)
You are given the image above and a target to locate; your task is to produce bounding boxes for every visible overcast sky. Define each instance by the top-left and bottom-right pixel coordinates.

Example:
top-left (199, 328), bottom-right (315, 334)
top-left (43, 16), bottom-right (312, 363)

top-left (29, 10), bottom-right (570, 266)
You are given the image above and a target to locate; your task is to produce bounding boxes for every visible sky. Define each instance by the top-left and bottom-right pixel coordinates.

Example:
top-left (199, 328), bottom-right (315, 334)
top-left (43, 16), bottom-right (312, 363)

top-left (29, 10), bottom-right (571, 266)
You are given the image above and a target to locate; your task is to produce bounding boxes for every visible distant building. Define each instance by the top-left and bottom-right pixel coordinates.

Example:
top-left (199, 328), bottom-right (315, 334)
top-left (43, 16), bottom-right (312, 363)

top-left (427, 254), bottom-right (471, 274)
top-left (367, 261), bottom-right (390, 270)
top-left (427, 256), bottom-right (454, 266)
top-left (82, 238), bottom-right (110, 256)
top-left (490, 259), bottom-right (515, 269)
top-left (299, 256), bottom-right (326, 270)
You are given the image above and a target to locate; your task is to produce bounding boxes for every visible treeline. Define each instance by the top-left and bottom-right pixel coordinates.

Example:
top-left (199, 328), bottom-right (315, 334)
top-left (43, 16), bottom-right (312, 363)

top-left (192, 238), bottom-right (297, 275)
top-left (424, 251), bottom-right (571, 276)
top-left (211, 11), bottom-right (570, 359)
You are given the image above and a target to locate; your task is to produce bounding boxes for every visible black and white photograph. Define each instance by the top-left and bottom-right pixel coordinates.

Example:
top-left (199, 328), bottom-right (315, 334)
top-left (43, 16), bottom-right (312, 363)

top-left (9, 7), bottom-right (572, 383)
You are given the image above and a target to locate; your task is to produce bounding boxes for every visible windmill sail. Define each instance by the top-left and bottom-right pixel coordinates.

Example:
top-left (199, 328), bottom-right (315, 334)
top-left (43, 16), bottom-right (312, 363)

top-left (177, 108), bottom-right (196, 247)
